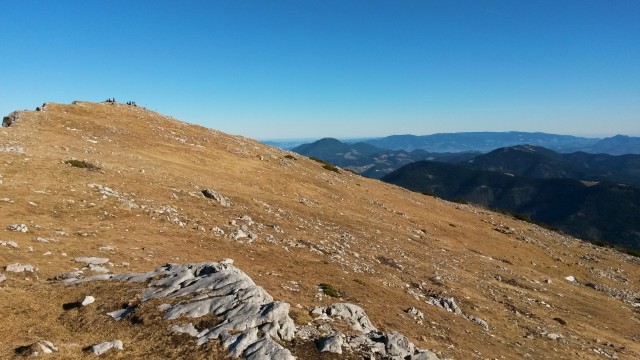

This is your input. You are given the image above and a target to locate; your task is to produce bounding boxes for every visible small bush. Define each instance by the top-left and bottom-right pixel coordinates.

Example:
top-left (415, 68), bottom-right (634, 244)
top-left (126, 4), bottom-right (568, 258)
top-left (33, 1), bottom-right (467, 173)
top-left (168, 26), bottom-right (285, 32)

top-left (322, 163), bottom-right (340, 173)
top-left (309, 157), bottom-right (341, 173)
top-left (64, 159), bottom-right (100, 171)
top-left (318, 283), bottom-right (341, 297)
top-left (553, 317), bottom-right (567, 325)
top-left (451, 198), bottom-right (468, 204)
top-left (511, 212), bottom-right (532, 222)
top-left (284, 154), bottom-right (296, 160)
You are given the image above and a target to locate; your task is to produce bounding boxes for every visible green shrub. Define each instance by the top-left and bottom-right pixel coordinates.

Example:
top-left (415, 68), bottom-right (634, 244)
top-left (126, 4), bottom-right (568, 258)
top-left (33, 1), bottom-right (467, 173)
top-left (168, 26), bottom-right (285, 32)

top-left (511, 212), bottom-right (532, 222)
top-left (322, 163), bottom-right (340, 173)
top-left (553, 317), bottom-right (567, 325)
top-left (309, 157), bottom-right (341, 173)
top-left (64, 159), bottom-right (100, 171)
top-left (318, 283), bottom-right (341, 297)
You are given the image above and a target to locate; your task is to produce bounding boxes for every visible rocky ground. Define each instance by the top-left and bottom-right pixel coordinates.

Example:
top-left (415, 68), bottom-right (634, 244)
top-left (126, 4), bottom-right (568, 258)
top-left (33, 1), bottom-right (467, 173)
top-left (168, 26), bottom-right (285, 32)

top-left (1, 101), bottom-right (639, 359)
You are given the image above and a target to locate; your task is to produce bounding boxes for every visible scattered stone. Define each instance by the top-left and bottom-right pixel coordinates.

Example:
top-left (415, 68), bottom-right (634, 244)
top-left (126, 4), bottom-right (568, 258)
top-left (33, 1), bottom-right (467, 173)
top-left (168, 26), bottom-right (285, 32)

top-left (35, 237), bottom-right (57, 243)
top-left (2, 111), bottom-right (22, 127)
top-left (8, 224), bottom-right (28, 233)
top-left (107, 307), bottom-right (135, 321)
top-left (82, 296), bottom-right (96, 306)
top-left (88, 184), bottom-right (138, 209)
top-left (88, 264), bottom-right (110, 273)
top-left (0, 240), bottom-right (19, 248)
top-left (468, 315), bottom-right (490, 331)
top-left (405, 307), bottom-right (424, 321)
top-left (0, 274), bottom-right (6, 283)
top-left (201, 189), bottom-right (231, 207)
top-left (99, 245), bottom-right (115, 251)
top-left (411, 350), bottom-right (441, 360)
top-left (315, 303), bottom-right (377, 333)
top-left (211, 227), bottom-right (225, 236)
top-left (53, 270), bottom-right (83, 281)
top-left (14, 340), bottom-right (58, 356)
top-left (547, 333), bottom-right (563, 341)
top-left (74, 257), bottom-right (109, 265)
top-left (565, 276), bottom-right (576, 282)
top-left (384, 332), bottom-right (416, 359)
top-left (427, 296), bottom-right (462, 315)
top-left (5, 263), bottom-right (34, 272)
top-left (231, 229), bottom-right (248, 240)
top-left (170, 323), bottom-right (199, 337)
top-left (89, 340), bottom-right (124, 355)
top-left (0, 145), bottom-right (25, 153)
top-left (317, 334), bottom-right (343, 354)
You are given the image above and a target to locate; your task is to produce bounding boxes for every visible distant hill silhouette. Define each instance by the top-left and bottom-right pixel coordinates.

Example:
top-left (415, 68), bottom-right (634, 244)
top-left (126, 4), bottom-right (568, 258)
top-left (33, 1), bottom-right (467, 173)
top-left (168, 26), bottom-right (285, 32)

top-left (582, 135), bottom-right (640, 155)
top-left (465, 145), bottom-right (640, 187)
top-left (292, 138), bottom-right (478, 178)
top-left (363, 131), bottom-right (640, 154)
top-left (382, 161), bottom-right (640, 250)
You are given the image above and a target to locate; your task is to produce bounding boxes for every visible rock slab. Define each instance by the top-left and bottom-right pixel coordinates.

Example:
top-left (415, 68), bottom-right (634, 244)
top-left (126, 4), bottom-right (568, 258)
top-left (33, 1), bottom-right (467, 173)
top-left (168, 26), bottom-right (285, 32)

top-left (72, 261), bottom-right (295, 360)
top-left (90, 340), bottom-right (124, 355)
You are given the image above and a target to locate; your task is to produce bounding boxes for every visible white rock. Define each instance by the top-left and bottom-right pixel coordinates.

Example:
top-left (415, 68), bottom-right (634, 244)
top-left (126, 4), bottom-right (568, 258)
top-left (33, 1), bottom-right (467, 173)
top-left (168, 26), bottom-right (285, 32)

top-left (405, 307), bottom-right (424, 320)
top-left (74, 257), bottom-right (109, 265)
top-left (385, 332), bottom-right (416, 359)
top-left (107, 308), bottom-right (134, 321)
top-left (220, 258), bottom-right (234, 265)
top-left (35, 340), bottom-right (58, 354)
top-left (547, 333), bottom-right (563, 340)
top-left (317, 334), bottom-right (343, 354)
top-left (170, 323), bottom-right (199, 337)
top-left (0, 240), bottom-right (19, 248)
top-left (8, 224), bottom-right (28, 232)
top-left (35, 237), bottom-right (57, 243)
top-left (17, 340), bottom-right (58, 356)
top-left (75, 261), bottom-right (296, 360)
top-left (565, 276), bottom-right (576, 282)
top-left (90, 340), bottom-right (124, 355)
top-left (82, 296), bottom-right (96, 306)
top-left (5, 263), bottom-right (34, 272)
top-left (88, 264), bottom-right (110, 273)
top-left (321, 303), bottom-right (377, 333)
top-left (0, 274), bottom-right (6, 283)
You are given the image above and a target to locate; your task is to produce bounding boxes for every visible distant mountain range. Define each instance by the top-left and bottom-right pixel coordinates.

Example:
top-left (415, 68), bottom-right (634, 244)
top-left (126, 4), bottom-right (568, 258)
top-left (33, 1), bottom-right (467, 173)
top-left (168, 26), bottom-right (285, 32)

top-left (291, 136), bottom-right (640, 249)
top-left (464, 145), bottom-right (640, 187)
top-left (382, 161), bottom-right (640, 250)
top-left (291, 138), bottom-right (478, 179)
top-left (362, 132), bottom-right (640, 155)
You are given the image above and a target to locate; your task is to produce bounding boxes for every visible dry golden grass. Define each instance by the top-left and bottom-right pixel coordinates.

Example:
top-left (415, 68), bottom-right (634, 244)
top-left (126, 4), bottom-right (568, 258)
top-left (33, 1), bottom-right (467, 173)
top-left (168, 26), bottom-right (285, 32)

top-left (0, 101), bottom-right (639, 359)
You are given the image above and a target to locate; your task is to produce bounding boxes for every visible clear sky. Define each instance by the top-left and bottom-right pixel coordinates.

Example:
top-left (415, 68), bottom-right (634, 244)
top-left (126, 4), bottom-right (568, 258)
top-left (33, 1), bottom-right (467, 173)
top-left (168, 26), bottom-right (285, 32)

top-left (1, 1), bottom-right (638, 139)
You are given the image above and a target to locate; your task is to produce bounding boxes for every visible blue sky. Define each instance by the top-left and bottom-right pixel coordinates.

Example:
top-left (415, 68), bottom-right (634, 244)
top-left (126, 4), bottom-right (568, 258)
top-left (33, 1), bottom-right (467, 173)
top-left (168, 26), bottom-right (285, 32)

top-left (1, 1), bottom-right (638, 139)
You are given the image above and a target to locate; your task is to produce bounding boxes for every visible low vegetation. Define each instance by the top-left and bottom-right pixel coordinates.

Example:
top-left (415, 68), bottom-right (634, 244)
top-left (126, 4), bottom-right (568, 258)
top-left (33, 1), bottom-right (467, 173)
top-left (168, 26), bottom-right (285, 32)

top-left (310, 157), bottom-right (340, 174)
top-left (553, 317), bottom-right (567, 325)
top-left (318, 283), bottom-right (341, 297)
top-left (64, 159), bottom-right (100, 171)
